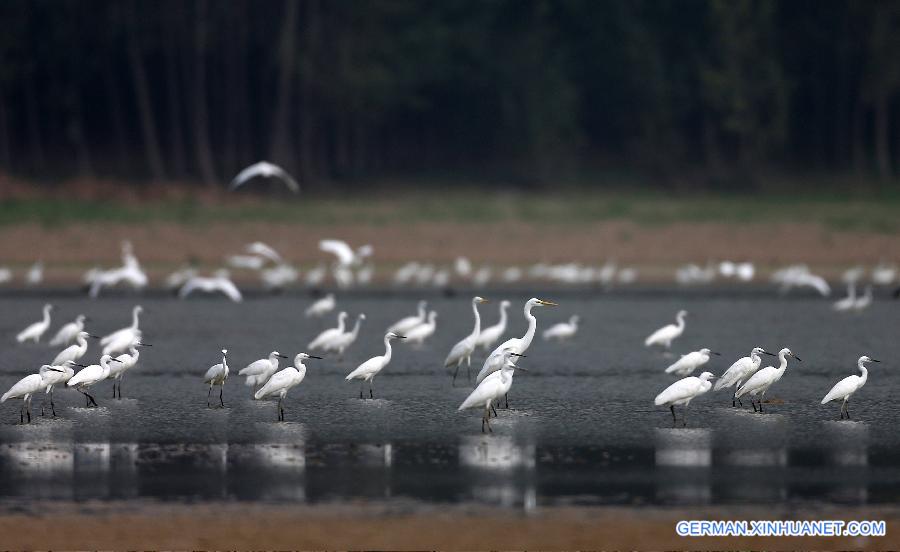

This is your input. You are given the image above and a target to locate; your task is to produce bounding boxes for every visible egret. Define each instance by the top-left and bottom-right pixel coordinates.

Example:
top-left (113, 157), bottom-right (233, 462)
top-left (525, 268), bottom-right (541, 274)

top-left (2, 365), bottom-right (64, 423)
top-left (476, 298), bottom-right (557, 385)
top-left (325, 313), bottom-right (366, 358)
top-left (49, 314), bottom-right (88, 347)
top-left (67, 355), bottom-right (123, 407)
top-left (42, 360), bottom-right (78, 416)
top-left (833, 283), bottom-right (857, 311)
top-left (872, 262), bottom-right (896, 285)
top-left (165, 265), bottom-right (197, 292)
top-left (345, 332), bottom-right (405, 399)
top-left (319, 239), bottom-right (372, 268)
top-left (305, 293), bottom-right (335, 317)
top-left (88, 242), bottom-right (148, 297)
top-left (101, 305), bottom-right (143, 347)
top-left (109, 342), bottom-right (151, 399)
top-left (25, 261), bottom-right (43, 286)
top-left (16, 304), bottom-right (53, 344)
top-left (178, 270), bottom-right (243, 302)
top-left (255, 352), bottom-right (322, 421)
top-left (203, 349), bottom-right (229, 408)
top-left (852, 286), bottom-right (873, 312)
top-left (444, 296), bottom-right (489, 385)
top-left (644, 310), bottom-right (687, 349)
top-left (260, 263), bottom-right (298, 291)
top-left (665, 348), bottom-right (720, 377)
top-left (387, 300), bottom-right (427, 335)
top-left (404, 311), bottom-right (438, 345)
top-left (475, 300), bottom-right (510, 351)
top-left (714, 347), bottom-right (776, 406)
top-left (308, 311), bottom-right (348, 351)
top-left (246, 241), bottom-right (284, 264)
top-left (229, 161), bottom-right (300, 193)
top-left (821, 355), bottom-right (880, 419)
top-left (736, 347), bottom-right (801, 412)
top-left (52, 331), bottom-right (99, 366)
top-left (542, 315), bottom-right (580, 342)
top-left (654, 371), bottom-right (715, 426)
top-left (239, 351), bottom-right (290, 389)
top-left (458, 350), bottom-right (526, 433)
top-left (102, 324), bottom-right (143, 357)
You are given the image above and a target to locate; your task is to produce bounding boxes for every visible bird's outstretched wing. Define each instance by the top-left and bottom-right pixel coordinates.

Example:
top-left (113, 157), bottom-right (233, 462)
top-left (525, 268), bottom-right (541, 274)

top-left (319, 239), bottom-right (355, 266)
top-left (229, 161), bottom-right (299, 193)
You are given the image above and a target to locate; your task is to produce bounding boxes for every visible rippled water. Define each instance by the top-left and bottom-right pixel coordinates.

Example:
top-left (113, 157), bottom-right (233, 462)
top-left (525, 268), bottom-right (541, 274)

top-left (0, 291), bottom-right (898, 509)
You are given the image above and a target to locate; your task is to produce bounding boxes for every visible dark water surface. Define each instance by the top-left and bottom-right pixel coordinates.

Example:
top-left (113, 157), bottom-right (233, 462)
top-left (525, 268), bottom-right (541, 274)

top-left (0, 291), bottom-right (898, 509)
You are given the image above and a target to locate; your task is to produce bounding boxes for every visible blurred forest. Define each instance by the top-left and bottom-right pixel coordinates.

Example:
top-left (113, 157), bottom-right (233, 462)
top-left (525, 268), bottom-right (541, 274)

top-left (0, 0), bottom-right (898, 191)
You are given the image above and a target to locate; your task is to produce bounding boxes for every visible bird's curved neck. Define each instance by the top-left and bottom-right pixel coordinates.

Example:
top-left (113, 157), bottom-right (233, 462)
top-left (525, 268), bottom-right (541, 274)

top-left (418, 303), bottom-right (427, 319)
top-left (130, 309), bottom-right (141, 330)
top-left (858, 360), bottom-right (869, 381)
top-left (42, 307), bottom-right (51, 322)
top-left (337, 316), bottom-right (346, 332)
top-left (750, 352), bottom-right (761, 365)
top-left (777, 352), bottom-right (789, 372)
top-left (499, 304), bottom-right (508, 326)
top-left (269, 353), bottom-right (280, 365)
top-left (675, 313), bottom-right (685, 328)
top-left (382, 336), bottom-right (393, 362)
top-left (470, 301), bottom-right (481, 338)
top-left (521, 303), bottom-right (538, 347)
top-left (351, 318), bottom-right (363, 337)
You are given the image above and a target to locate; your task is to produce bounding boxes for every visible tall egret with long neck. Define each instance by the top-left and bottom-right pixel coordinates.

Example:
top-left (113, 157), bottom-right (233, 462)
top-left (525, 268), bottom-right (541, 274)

top-left (654, 371), bottom-right (715, 426)
top-left (444, 297), bottom-right (489, 385)
top-left (203, 349), bottom-right (229, 408)
top-left (2, 365), bottom-right (64, 423)
top-left (52, 331), bottom-right (98, 366)
top-left (308, 311), bottom-right (348, 351)
top-left (821, 355), bottom-right (880, 419)
top-left (736, 347), bottom-right (801, 412)
top-left (476, 298), bottom-right (557, 385)
top-left (16, 304), bottom-right (53, 344)
top-left (49, 314), bottom-right (88, 347)
top-left (101, 306), bottom-right (143, 347)
top-left (42, 360), bottom-right (78, 416)
top-left (475, 300), bottom-right (510, 351)
top-left (665, 348), bottom-right (720, 377)
top-left (714, 347), bottom-right (775, 406)
top-left (405, 311), bottom-right (438, 345)
top-left (109, 342), bottom-right (151, 399)
top-left (387, 301), bottom-right (427, 335)
top-left (255, 352), bottom-right (321, 421)
top-left (239, 351), bottom-right (289, 388)
top-left (346, 332), bottom-right (405, 399)
top-left (644, 310), bottom-right (687, 349)
top-left (458, 350), bottom-right (526, 433)
top-left (326, 313), bottom-right (366, 358)
top-left (67, 355), bottom-right (123, 407)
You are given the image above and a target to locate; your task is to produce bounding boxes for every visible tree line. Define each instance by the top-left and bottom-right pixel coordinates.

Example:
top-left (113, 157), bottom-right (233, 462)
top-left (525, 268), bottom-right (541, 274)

top-left (0, 0), bottom-right (898, 190)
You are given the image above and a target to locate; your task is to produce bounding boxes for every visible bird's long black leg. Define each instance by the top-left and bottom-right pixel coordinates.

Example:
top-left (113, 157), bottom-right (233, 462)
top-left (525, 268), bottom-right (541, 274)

top-left (359, 382), bottom-right (364, 399)
top-left (50, 393), bottom-right (56, 417)
top-left (19, 405), bottom-right (24, 424)
top-left (451, 364), bottom-right (459, 387)
top-left (86, 391), bottom-right (98, 407)
top-left (26, 405), bottom-right (31, 423)
top-left (504, 393), bottom-right (509, 409)
top-left (219, 386), bottom-right (225, 407)
top-left (113, 382), bottom-right (117, 398)
top-left (369, 381), bottom-right (374, 399)
top-left (41, 402), bottom-right (45, 417)
top-left (207, 385), bottom-right (213, 408)
top-left (670, 405), bottom-right (677, 424)
top-left (490, 403), bottom-right (498, 418)
top-left (481, 414), bottom-right (486, 433)
top-left (682, 405), bottom-right (688, 427)
top-left (846, 400), bottom-right (851, 419)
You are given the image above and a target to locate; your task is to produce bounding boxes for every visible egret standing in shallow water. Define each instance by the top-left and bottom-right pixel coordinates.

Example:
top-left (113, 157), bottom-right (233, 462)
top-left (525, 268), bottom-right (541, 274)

top-left (345, 332), bottom-right (405, 399)
top-left (444, 297), bottom-right (488, 385)
top-left (714, 347), bottom-right (775, 406)
top-left (325, 313), bottom-right (366, 359)
top-left (43, 360), bottom-right (78, 416)
top-left (654, 371), bottom-right (715, 426)
top-left (67, 355), bottom-right (123, 407)
top-left (736, 347), bottom-right (801, 412)
top-left (404, 311), bottom-right (438, 345)
top-left (387, 300), bottom-right (427, 335)
top-left (16, 304), bottom-right (53, 344)
top-left (458, 350), bottom-right (526, 433)
top-left (475, 300), bottom-right (510, 351)
top-left (239, 351), bottom-right (289, 389)
top-left (644, 310), bottom-right (687, 350)
top-left (109, 342), bottom-right (151, 399)
top-left (308, 311), bottom-right (348, 351)
top-left (255, 352), bottom-right (321, 421)
top-left (101, 305), bottom-right (142, 349)
top-left (476, 298), bottom-right (557, 385)
top-left (665, 348), bottom-right (720, 377)
top-left (51, 331), bottom-right (98, 366)
top-left (1, 365), bottom-right (64, 423)
top-left (49, 314), bottom-right (88, 347)
top-left (203, 349), bottom-right (230, 408)
top-left (821, 355), bottom-right (880, 419)
top-left (542, 315), bottom-right (580, 342)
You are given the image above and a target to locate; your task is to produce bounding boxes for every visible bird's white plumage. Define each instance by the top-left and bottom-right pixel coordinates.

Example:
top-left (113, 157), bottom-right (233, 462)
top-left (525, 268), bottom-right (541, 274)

top-left (324, 314), bottom-right (366, 356)
top-left (309, 311), bottom-right (348, 350)
top-left (178, 270), bottom-right (242, 302)
top-left (476, 298), bottom-right (556, 384)
top-left (443, 297), bottom-right (487, 370)
top-left (821, 356), bottom-right (876, 406)
top-left (475, 300), bottom-right (510, 350)
top-left (229, 161), bottom-right (300, 193)
top-left (714, 347), bottom-right (768, 391)
top-left (68, 355), bottom-right (118, 389)
top-left (16, 304), bottom-right (53, 343)
top-left (736, 348), bottom-right (798, 399)
top-left (49, 315), bottom-right (86, 347)
top-left (404, 311), bottom-right (437, 344)
top-left (542, 315), bottom-right (579, 341)
top-left (665, 348), bottom-right (714, 376)
top-left (644, 310), bottom-right (687, 348)
top-left (52, 331), bottom-right (92, 366)
top-left (654, 372), bottom-right (714, 406)
top-left (305, 294), bottom-right (335, 317)
top-left (387, 301), bottom-right (427, 335)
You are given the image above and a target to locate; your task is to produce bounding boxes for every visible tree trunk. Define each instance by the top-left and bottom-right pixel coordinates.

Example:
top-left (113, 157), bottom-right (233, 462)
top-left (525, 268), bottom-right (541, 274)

top-left (193, 0), bottom-right (217, 186)
top-left (128, 18), bottom-right (167, 182)
top-left (874, 90), bottom-right (891, 179)
top-left (270, 0), bottom-right (299, 168)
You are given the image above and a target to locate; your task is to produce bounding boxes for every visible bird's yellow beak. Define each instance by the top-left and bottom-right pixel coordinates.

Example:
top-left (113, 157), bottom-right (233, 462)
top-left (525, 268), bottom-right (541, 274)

top-left (538, 299), bottom-right (558, 306)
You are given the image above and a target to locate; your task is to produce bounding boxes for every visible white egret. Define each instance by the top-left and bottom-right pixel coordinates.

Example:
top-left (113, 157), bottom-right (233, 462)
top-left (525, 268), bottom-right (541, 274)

top-left (229, 161), bottom-right (299, 193)
top-left (387, 301), bottom-right (427, 335)
top-left (246, 241), bottom-right (284, 264)
top-left (872, 262), bottom-right (896, 285)
top-left (227, 254), bottom-right (266, 270)
top-left (305, 293), bottom-right (335, 317)
top-left (239, 351), bottom-right (289, 389)
top-left (109, 341), bottom-right (151, 399)
top-left (736, 347), bottom-right (801, 412)
top-left (475, 300), bottom-right (510, 351)
top-left (665, 348), bottom-right (720, 377)
top-left (444, 296), bottom-right (489, 385)
top-left (203, 349), bottom-right (229, 408)
top-left (833, 282), bottom-right (856, 311)
top-left (67, 354), bottom-right (123, 407)
top-left (178, 269), bottom-right (242, 302)
top-left (458, 350), bottom-right (526, 433)
top-left (0, 266), bottom-right (11, 284)
top-left (821, 355), bottom-right (880, 419)
top-left (476, 298), bottom-right (557, 385)
top-left (52, 331), bottom-right (99, 366)
top-left (101, 305), bottom-right (143, 347)
top-left (255, 352), bottom-right (322, 421)
top-left (25, 261), bottom-right (43, 286)
top-left (714, 347), bottom-right (776, 406)
top-left (325, 313), bottom-right (366, 358)
top-left (260, 264), bottom-right (298, 291)
top-left (345, 332), bottom-right (405, 399)
top-left (542, 315), bottom-right (580, 341)
top-left (654, 371), bottom-right (715, 426)
top-left (319, 239), bottom-right (372, 268)
top-left (454, 256), bottom-right (473, 279)
top-left (42, 360), bottom-right (78, 416)
top-left (308, 311), bottom-right (348, 351)
top-left (852, 286), bottom-right (873, 312)
top-left (16, 304), bottom-right (53, 344)
top-left (404, 311), bottom-right (438, 345)
top-left (165, 265), bottom-right (197, 291)
top-left (49, 314), bottom-right (88, 347)
top-left (644, 310), bottom-right (687, 349)
top-left (2, 365), bottom-right (64, 423)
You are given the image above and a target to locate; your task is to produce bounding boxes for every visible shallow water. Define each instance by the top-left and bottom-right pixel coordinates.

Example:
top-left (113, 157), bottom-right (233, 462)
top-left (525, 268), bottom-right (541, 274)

top-left (0, 291), bottom-right (898, 509)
